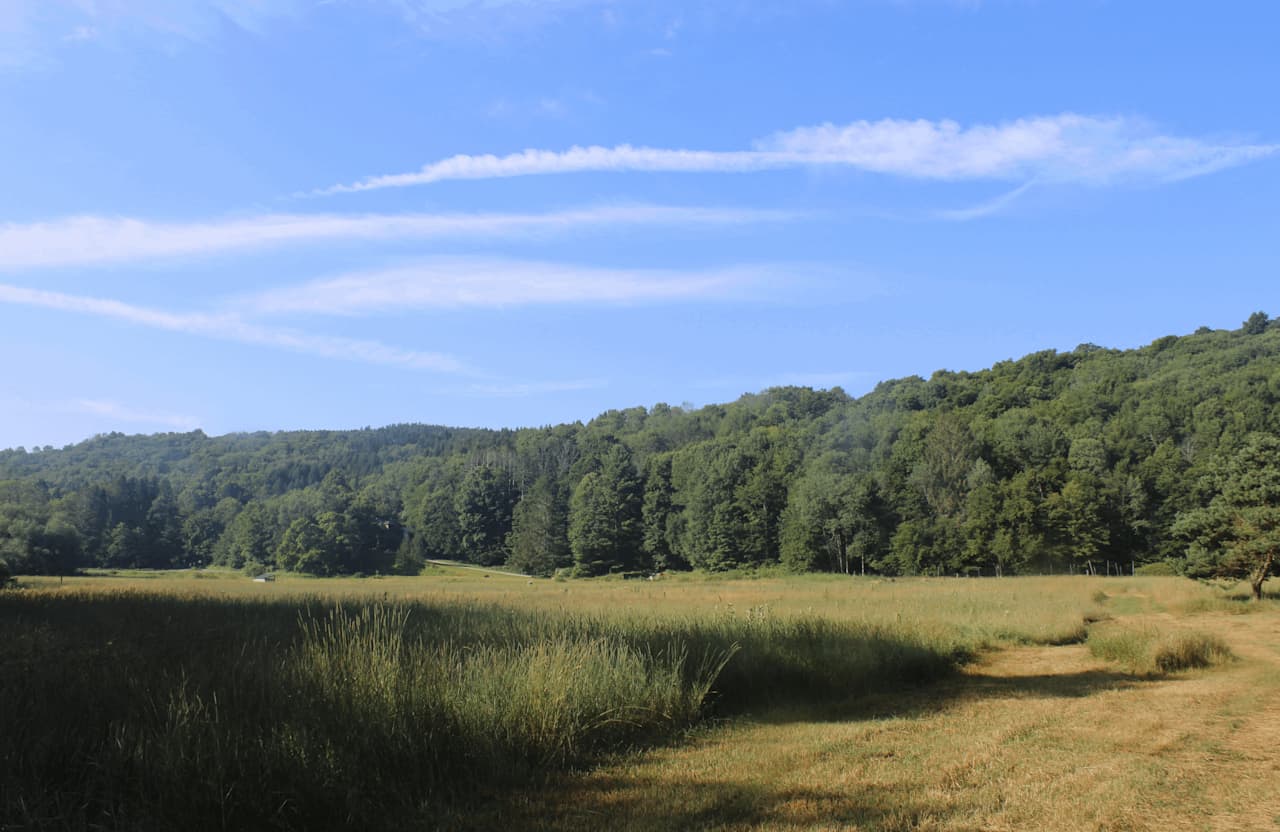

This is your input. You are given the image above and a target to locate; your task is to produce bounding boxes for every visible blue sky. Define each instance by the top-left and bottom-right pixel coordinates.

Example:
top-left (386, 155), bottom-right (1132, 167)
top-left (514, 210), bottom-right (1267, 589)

top-left (1, 0), bottom-right (1278, 449)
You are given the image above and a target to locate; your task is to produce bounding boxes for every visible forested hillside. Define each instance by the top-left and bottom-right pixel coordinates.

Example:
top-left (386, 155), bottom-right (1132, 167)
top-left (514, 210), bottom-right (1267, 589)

top-left (4, 313), bottom-right (1280, 580)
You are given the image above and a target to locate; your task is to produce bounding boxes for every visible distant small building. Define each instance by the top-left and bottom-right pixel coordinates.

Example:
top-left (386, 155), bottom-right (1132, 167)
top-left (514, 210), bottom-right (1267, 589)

top-left (253, 574), bottom-right (276, 583)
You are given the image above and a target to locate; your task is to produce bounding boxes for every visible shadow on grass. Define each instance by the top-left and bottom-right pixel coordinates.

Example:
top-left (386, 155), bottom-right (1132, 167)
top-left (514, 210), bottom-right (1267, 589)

top-left (0, 590), bottom-right (963, 831)
top-left (744, 664), bottom-right (1145, 727)
top-left (946, 666), bottom-right (1142, 699)
top-left (480, 772), bottom-right (987, 832)
top-left (477, 661), bottom-right (1161, 829)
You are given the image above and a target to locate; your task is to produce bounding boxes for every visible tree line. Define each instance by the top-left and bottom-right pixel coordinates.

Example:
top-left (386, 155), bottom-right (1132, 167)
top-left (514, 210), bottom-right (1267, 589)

top-left (3, 313), bottom-right (1280, 585)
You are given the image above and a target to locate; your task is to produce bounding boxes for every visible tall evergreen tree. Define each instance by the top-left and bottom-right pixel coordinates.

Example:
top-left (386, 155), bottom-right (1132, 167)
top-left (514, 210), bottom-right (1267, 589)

top-left (568, 446), bottom-right (642, 575)
top-left (508, 476), bottom-right (570, 576)
top-left (454, 465), bottom-right (515, 565)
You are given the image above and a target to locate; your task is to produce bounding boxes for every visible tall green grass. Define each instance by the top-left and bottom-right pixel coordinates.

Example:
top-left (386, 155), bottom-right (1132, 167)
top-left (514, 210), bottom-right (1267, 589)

top-left (1087, 622), bottom-right (1234, 675)
top-left (1, 588), bottom-right (954, 830)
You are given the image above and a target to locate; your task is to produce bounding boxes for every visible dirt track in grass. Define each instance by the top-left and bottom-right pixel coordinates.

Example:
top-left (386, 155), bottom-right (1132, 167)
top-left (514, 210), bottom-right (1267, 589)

top-left (490, 608), bottom-right (1280, 832)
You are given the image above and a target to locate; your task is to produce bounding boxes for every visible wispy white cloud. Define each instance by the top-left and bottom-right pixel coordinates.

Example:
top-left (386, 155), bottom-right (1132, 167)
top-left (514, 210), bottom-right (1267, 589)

top-left (763, 115), bottom-right (1276, 183)
top-left (67, 399), bottom-right (201, 431)
top-left (63, 25), bottom-right (99, 42)
top-left (0, 283), bottom-right (467, 373)
top-left (0, 204), bottom-right (785, 270)
top-left (1, 0), bottom-right (992, 65)
top-left (375, 0), bottom-right (604, 39)
top-left (322, 114), bottom-right (1278, 194)
top-left (0, 256), bottom-right (792, 389)
top-left (1, 396), bottom-right (203, 440)
top-left (1, 0), bottom-right (618, 64)
top-left (933, 181), bottom-right (1037, 222)
top-left (0, 1), bottom-right (44, 68)
top-left (537, 97), bottom-right (567, 117)
top-left (321, 146), bottom-right (785, 194)
top-left (74, 0), bottom-right (298, 38)
top-left (486, 89), bottom-right (604, 121)
top-left (463, 379), bottom-right (606, 396)
top-left (1, 0), bottom-right (300, 67)
top-left (234, 258), bottom-right (776, 316)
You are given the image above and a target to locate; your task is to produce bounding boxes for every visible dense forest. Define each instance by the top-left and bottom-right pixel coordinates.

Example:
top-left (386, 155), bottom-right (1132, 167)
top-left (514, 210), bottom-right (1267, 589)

top-left (4, 313), bottom-right (1280, 583)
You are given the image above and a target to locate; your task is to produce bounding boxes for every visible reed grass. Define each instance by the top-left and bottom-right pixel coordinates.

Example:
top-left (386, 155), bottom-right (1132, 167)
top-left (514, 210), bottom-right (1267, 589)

top-left (1, 585), bottom-right (954, 830)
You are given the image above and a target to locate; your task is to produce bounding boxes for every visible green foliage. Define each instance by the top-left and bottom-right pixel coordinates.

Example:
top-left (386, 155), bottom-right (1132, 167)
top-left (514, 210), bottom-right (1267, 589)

top-left (1174, 433), bottom-right (1280, 598)
top-left (455, 465), bottom-right (516, 566)
top-left (1242, 310), bottom-right (1271, 335)
top-left (568, 446), bottom-right (642, 575)
top-left (403, 481), bottom-right (461, 561)
top-left (217, 502), bottom-right (274, 568)
top-left (3, 320), bottom-right (1280, 578)
top-left (640, 455), bottom-right (681, 570)
top-left (276, 515), bottom-right (336, 574)
top-left (507, 476), bottom-right (569, 576)
top-left (1133, 560), bottom-right (1179, 576)
top-left (911, 413), bottom-right (976, 518)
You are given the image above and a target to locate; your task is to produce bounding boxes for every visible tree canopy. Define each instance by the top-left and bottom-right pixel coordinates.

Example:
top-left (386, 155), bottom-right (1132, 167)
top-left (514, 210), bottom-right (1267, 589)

top-left (3, 315), bottom-right (1280, 581)
top-left (1174, 433), bottom-right (1280, 598)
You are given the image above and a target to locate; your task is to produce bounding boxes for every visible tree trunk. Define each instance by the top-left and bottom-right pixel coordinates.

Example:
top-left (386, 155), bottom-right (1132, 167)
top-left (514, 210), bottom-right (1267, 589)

top-left (1251, 550), bottom-right (1274, 601)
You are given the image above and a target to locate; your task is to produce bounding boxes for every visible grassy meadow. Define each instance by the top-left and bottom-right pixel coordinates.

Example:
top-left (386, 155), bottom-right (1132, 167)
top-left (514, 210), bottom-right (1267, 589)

top-left (3, 569), bottom-right (1276, 830)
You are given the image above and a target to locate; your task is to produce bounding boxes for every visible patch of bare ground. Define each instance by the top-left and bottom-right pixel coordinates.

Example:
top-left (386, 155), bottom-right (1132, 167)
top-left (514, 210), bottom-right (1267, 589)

top-left (489, 608), bottom-right (1280, 832)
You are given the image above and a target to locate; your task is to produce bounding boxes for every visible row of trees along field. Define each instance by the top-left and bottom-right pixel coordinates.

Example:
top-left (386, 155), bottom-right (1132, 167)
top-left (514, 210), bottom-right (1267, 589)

top-left (3, 313), bottom-right (1280, 589)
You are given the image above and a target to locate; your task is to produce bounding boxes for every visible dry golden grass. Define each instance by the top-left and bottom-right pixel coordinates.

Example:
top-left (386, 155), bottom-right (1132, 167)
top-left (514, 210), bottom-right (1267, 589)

top-left (20, 568), bottom-right (1112, 650)
top-left (479, 579), bottom-right (1280, 832)
top-left (12, 571), bottom-right (1278, 830)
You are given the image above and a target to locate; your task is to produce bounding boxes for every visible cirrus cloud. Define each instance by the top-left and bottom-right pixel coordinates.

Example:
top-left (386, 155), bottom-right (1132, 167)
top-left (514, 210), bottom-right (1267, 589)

top-left (320, 113), bottom-right (1278, 194)
top-left (233, 257), bottom-right (782, 317)
top-left (0, 204), bottom-right (788, 271)
top-left (0, 283), bottom-right (468, 373)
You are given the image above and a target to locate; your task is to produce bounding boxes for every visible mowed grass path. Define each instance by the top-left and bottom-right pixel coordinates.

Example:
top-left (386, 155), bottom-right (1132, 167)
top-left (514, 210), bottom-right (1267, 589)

top-left (490, 585), bottom-right (1280, 832)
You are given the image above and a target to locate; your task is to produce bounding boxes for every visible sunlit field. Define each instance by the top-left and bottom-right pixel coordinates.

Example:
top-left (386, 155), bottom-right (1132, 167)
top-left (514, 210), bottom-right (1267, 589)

top-left (22, 565), bottom-right (1121, 646)
top-left (3, 571), bottom-right (1276, 830)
